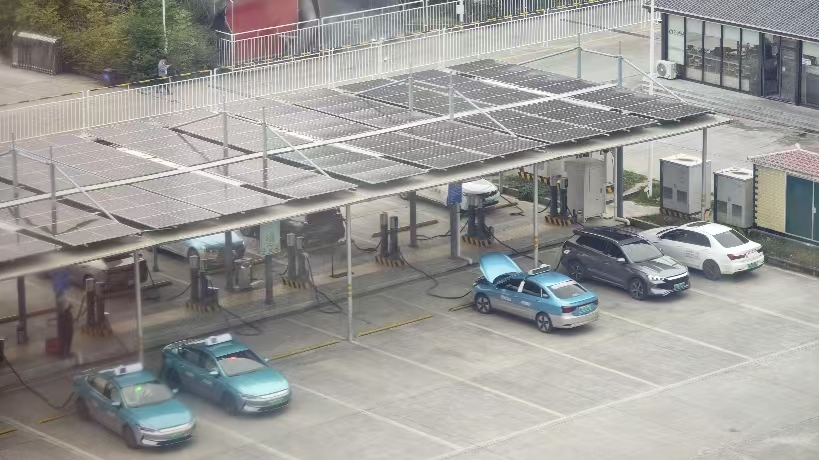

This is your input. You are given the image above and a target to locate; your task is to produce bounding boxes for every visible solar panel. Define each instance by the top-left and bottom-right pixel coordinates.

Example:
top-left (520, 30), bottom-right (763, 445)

top-left (350, 164), bottom-right (426, 183)
top-left (637, 105), bottom-right (711, 121)
top-left (208, 159), bottom-right (355, 198)
top-left (0, 201), bottom-right (140, 246)
top-left (337, 78), bottom-right (394, 93)
top-left (0, 228), bottom-right (59, 262)
top-left (421, 151), bottom-right (491, 169)
top-left (0, 155), bottom-right (108, 193)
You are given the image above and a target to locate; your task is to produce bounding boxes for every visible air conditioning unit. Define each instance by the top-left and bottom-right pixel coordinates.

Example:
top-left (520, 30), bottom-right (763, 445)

top-left (564, 158), bottom-right (606, 220)
top-left (660, 154), bottom-right (712, 215)
top-left (713, 167), bottom-right (754, 229)
top-left (656, 60), bottom-right (678, 80)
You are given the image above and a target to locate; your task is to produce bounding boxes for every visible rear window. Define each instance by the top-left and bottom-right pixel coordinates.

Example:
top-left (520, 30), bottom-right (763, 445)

top-left (713, 229), bottom-right (749, 248)
top-left (548, 281), bottom-right (587, 299)
top-left (218, 350), bottom-right (266, 377)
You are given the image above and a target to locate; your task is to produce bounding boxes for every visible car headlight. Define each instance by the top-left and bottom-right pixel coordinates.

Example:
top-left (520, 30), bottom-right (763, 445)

top-left (647, 275), bottom-right (664, 282)
top-left (136, 424), bottom-right (158, 433)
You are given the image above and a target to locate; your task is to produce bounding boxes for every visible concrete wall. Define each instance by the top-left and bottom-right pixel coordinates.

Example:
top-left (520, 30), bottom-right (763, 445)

top-left (754, 165), bottom-right (787, 233)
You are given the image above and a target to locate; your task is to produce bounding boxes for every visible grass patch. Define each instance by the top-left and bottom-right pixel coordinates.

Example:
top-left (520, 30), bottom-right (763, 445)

top-left (623, 170), bottom-right (647, 190)
top-left (636, 214), bottom-right (687, 227)
top-left (749, 230), bottom-right (819, 269)
top-left (630, 180), bottom-right (661, 206)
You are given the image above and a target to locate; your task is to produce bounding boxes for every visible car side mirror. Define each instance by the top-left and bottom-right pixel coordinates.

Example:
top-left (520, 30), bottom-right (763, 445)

top-left (616, 258), bottom-right (626, 263)
top-left (209, 370), bottom-right (219, 377)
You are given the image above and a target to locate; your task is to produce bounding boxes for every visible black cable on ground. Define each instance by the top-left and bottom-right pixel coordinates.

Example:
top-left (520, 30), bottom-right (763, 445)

top-left (207, 279), bottom-right (262, 337)
top-left (353, 239), bottom-right (380, 253)
top-left (305, 257), bottom-right (343, 314)
top-left (417, 221), bottom-right (468, 241)
top-left (3, 358), bottom-right (75, 410)
top-left (398, 254), bottom-right (472, 300)
top-left (498, 193), bottom-right (526, 217)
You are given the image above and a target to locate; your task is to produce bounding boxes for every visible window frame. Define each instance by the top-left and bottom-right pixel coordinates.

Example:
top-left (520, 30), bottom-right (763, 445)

top-left (521, 281), bottom-right (542, 297)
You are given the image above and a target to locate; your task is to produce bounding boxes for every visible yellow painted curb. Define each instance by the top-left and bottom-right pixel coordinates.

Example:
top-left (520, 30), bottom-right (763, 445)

top-left (269, 340), bottom-right (340, 361)
top-left (358, 314), bottom-right (433, 337)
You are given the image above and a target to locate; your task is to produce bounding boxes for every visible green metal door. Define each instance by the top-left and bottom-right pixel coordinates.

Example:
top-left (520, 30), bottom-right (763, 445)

top-left (785, 175), bottom-right (813, 239)
top-left (814, 182), bottom-right (819, 242)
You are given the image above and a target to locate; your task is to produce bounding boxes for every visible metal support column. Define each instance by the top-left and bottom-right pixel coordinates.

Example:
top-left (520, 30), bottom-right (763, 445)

top-left (408, 191), bottom-right (418, 248)
top-left (222, 111), bottom-right (229, 176)
top-left (549, 177), bottom-right (559, 217)
top-left (345, 205), bottom-right (354, 342)
top-left (448, 73), bottom-right (454, 119)
top-left (152, 246), bottom-right (159, 272)
top-left (533, 164), bottom-right (540, 269)
top-left (16, 277), bottom-right (27, 344)
top-left (262, 107), bottom-right (269, 189)
top-left (134, 251), bottom-right (143, 364)
top-left (84, 277), bottom-right (96, 327)
top-left (224, 231), bottom-right (234, 291)
top-left (617, 42), bottom-right (623, 88)
top-left (576, 30), bottom-right (582, 79)
top-left (264, 254), bottom-right (273, 306)
top-left (95, 281), bottom-right (106, 327)
top-left (11, 134), bottom-right (18, 198)
top-left (701, 128), bottom-right (708, 218)
top-left (389, 216), bottom-right (399, 257)
top-left (616, 147), bottom-right (624, 218)
top-left (379, 213), bottom-right (389, 258)
top-left (449, 204), bottom-right (460, 258)
top-left (189, 254), bottom-right (201, 305)
top-left (408, 72), bottom-right (415, 112)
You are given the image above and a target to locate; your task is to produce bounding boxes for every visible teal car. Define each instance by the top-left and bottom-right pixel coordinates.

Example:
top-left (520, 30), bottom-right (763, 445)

top-left (72, 363), bottom-right (195, 449)
top-left (161, 333), bottom-right (291, 415)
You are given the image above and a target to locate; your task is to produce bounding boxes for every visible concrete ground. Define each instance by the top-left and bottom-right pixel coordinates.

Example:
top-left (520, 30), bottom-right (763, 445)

top-left (0, 64), bottom-right (98, 108)
top-left (1, 246), bottom-right (818, 460)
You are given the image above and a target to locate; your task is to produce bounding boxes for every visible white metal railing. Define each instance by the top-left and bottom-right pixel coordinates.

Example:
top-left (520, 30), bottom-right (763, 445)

top-left (0, 0), bottom-right (653, 143)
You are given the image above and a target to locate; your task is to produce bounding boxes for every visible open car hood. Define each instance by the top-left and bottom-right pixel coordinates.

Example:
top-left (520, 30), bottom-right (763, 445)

top-left (479, 253), bottom-right (521, 284)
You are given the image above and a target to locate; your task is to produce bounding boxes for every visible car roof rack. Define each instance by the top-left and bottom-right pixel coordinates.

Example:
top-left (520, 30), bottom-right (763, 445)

top-left (103, 362), bottom-right (144, 376)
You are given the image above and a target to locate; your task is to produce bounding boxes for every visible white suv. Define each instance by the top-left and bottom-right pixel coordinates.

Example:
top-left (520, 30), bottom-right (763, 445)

top-left (640, 222), bottom-right (764, 280)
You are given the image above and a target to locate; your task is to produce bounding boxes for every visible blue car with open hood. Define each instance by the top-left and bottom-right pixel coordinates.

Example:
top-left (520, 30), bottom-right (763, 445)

top-left (72, 363), bottom-right (195, 449)
top-left (161, 333), bottom-right (291, 415)
top-left (472, 253), bottom-right (599, 332)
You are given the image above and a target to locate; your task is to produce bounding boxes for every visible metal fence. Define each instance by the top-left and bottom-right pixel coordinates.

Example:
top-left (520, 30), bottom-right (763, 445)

top-left (216, 0), bottom-right (620, 68)
top-left (0, 0), bottom-right (651, 143)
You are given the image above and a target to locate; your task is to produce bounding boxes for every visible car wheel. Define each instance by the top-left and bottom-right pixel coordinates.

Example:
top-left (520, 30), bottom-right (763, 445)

top-left (535, 312), bottom-right (554, 333)
top-left (703, 260), bottom-right (722, 281)
top-left (123, 425), bottom-right (140, 449)
top-left (166, 369), bottom-right (183, 392)
top-left (222, 393), bottom-right (239, 416)
top-left (75, 398), bottom-right (90, 421)
top-left (567, 260), bottom-right (585, 281)
top-left (628, 278), bottom-right (647, 301)
top-left (474, 294), bottom-right (493, 314)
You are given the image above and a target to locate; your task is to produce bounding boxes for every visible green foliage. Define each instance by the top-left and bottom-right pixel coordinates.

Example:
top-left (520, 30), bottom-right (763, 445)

top-left (622, 170), bottom-right (647, 191)
top-left (517, 183), bottom-right (550, 203)
top-left (12, 0), bottom-right (216, 78)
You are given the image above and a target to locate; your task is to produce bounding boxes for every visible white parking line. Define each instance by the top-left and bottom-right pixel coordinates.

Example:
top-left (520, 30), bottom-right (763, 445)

top-left (0, 416), bottom-right (106, 460)
top-left (601, 311), bottom-right (753, 360)
top-left (766, 264), bottom-right (817, 281)
top-left (197, 417), bottom-right (303, 460)
top-left (690, 287), bottom-right (819, 330)
top-left (292, 383), bottom-right (462, 450)
top-left (380, 294), bottom-right (662, 388)
top-left (422, 337), bottom-right (819, 460)
top-left (285, 318), bottom-right (565, 417)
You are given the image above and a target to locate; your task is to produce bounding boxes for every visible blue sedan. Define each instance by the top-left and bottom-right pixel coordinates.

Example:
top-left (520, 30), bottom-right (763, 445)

top-left (73, 363), bottom-right (195, 449)
top-left (473, 253), bottom-right (599, 333)
top-left (161, 333), bottom-right (291, 415)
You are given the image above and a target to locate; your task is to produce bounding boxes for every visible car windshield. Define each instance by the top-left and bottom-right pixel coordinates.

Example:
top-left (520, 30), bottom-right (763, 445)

top-left (218, 350), bottom-right (266, 377)
top-left (621, 240), bottom-right (663, 263)
top-left (713, 229), bottom-right (749, 248)
top-left (549, 281), bottom-right (586, 299)
top-left (120, 381), bottom-right (174, 408)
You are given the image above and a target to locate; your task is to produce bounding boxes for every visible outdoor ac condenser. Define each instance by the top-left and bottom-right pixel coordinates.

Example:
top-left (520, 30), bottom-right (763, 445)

top-left (564, 158), bottom-right (606, 220)
top-left (713, 167), bottom-right (754, 229)
top-left (660, 154), bottom-right (712, 215)
top-left (656, 60), bottom-right (678, 80)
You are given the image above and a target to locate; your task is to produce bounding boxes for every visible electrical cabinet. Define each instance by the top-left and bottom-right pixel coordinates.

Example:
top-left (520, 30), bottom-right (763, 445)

top-left (714, 167), bottom-right (754, 228)
top-left (564, 158), bottom-right (606, 220)
top-left (660, 154), bottom-right (712, 215)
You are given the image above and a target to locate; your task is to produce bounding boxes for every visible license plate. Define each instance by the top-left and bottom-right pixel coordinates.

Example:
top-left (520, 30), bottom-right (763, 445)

top-left (168, 433), bottom-right (185, 440)
top-left (673, 282), bottom-right (687, 291)
top-left (746, 261), bottom-right (761, 270)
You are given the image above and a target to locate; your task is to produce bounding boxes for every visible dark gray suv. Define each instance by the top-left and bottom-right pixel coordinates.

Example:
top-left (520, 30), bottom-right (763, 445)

top-left (561, 227), bottom-right (690, 300)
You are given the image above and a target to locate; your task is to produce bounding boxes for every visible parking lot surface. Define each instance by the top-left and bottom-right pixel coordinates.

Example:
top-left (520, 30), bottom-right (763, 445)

top-left (1, 246), bottom-right (818, 460)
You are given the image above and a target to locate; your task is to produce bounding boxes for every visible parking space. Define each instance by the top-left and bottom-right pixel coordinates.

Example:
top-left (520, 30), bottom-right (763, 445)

top-left (2, 247), bottom-right (819, 460)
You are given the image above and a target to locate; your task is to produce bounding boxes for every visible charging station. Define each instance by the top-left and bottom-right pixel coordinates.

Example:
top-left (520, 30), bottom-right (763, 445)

top-left (374, 213), bottom-right (406, 267)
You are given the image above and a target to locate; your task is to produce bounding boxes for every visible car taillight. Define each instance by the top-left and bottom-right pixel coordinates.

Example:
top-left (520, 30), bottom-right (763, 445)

top-left (562, 306), bottom-right (577, 313)
top-left (727, 253), bottom-right (745, 261)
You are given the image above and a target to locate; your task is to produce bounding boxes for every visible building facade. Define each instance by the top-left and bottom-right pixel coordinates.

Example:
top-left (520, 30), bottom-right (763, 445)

top-left (654, 0), bottom-right (819, 109)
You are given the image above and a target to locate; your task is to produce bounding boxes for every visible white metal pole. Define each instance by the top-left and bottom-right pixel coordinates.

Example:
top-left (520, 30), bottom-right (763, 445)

top-left (134, 251), bottom-right (144, 364)
top-left (162, 0), bottom-right (168, 53)
top-left (345, 204), bottom-right (354, 342)
top-left (533, 163), bottom-right (539, 269)
top-left (647, 0), bottom-right (656, 197)
top-left (701, 128), bottom-right (708, 219)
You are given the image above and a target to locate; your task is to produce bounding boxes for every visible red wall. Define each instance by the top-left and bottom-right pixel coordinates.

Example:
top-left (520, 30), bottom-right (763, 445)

top-left (226, 0), bottom-right (299, 38)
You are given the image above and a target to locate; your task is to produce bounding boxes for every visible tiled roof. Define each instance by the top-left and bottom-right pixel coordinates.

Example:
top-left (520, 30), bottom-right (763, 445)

top-left (750, 147), bottom-right (819, 181)
top-left (654, 0), bottom-right (819, 41)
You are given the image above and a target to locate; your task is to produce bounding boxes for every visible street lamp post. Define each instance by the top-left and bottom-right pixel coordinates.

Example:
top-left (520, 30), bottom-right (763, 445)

top-left (162, 0), bottom-right (168, 53)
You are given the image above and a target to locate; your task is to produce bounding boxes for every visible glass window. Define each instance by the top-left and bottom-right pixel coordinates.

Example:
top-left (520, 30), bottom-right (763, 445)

top-left (703, 22), bottom-right (722, 85)
top-left (120, 382), bottom-right (174, 408)
top-left (667, 15), bottom-right (685, 65)
top-left (620, 240), bottom-right (663, 263)
top-left (576, 235), bottom-right (606, 252)
top-left (660, 229), bottom-right (685, 241)
top-left (722, 26), bottom-right (741, 89)
top-left (713, 229), bottom-right (750, 248)
top-left (605, 243), bottom-right (625, 259)
top-left (548, 282), bottom-right (587, 300)
top-left (218, 350), bottom-right (267, 377)
top-left (686, 19), bottom-right (703, 80)
top-left (802, 41), bottom-right (819, 108)
top-left (521, 281), bottom-right (541, 297)
top-left (181, 348), bottom-right (201, 367)
top-left (741, 29), bottom-right (761, 94)
top-left (683, 231), bottom-right (711, 247)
